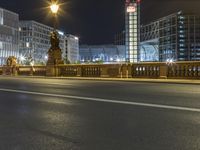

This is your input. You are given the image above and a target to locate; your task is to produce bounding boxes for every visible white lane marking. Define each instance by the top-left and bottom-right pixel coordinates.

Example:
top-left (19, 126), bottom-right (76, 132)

top-left (0, 78), bottom-right (73, 86)
top-left (0, 88), bottom-right (200, 112)
top-left (32, 82), bottom-right (73, 86)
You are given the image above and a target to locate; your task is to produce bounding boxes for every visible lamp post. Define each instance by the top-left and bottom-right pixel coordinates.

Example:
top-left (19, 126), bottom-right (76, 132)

top-left (50, 0), bottom-right (59, 30)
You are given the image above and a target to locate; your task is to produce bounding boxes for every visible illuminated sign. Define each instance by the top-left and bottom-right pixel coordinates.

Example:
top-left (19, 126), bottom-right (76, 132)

top-left (127, 5), bottom-right (136, 13)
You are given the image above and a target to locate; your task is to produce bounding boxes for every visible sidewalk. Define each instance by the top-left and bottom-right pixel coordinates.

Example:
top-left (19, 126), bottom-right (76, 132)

top-left (2, 75), bottom-right (200, 85)
top-left (62, 77), bottom-right (200, 85)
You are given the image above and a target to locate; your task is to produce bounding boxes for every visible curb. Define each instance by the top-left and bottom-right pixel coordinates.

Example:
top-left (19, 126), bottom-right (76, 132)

top-left (1, 75), bottom-right (200, 85)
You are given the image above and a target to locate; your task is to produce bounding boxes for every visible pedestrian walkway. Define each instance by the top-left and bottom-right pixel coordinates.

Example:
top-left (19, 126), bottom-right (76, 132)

top-left (62, 77), bottom-right (200, 85)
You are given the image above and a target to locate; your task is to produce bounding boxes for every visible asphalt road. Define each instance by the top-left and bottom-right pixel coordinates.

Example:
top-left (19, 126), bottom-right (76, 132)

top-left (0, 77), bottom-right (200, 150)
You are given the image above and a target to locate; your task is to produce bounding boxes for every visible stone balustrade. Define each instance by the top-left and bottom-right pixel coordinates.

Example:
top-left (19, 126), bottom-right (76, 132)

top-left (1, 61), bottom-right (200, 79)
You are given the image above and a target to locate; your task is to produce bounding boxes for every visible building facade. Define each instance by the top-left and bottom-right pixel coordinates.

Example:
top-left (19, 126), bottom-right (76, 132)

top-left (63, 34), bottom-right (79, 64)
top-left (0, 8), bottom-right (19, 65)
top-left (125, 0), bottom-right (140, 63)
top-left (19, 21), bottom-right (66, 65)
top-left (141, 11), bottom-right (200, 62)
top-left (79, 45), bottom-right (125, 63)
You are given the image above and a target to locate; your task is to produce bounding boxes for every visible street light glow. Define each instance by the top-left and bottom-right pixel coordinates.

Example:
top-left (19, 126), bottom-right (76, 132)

top-left (75, 37), bottom-right (79, 40)
top-left (58, 31), bottom-right (64, 35)
top-left (20, 56), bottom-right (25, 61)
top-left (45, 55), bottom-right (48, 60)
top-left (50, 3), bottom-right (59, 14)
top-left (166, 58), bottom-right (175, 65)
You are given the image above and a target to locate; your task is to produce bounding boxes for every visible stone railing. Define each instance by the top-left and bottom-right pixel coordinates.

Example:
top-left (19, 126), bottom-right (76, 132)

top-left (132, 62), bottom-right (161, 78)
top-left (0, 65), bottom-right (46, 76)
top-left (0, 61), bottom-right (200, 79)
top-left (167, 61), bottom-right (200, 79)
top-left (58, 64), bottom-right (122, 78)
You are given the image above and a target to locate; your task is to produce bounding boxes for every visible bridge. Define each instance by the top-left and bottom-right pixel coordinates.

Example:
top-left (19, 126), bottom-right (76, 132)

top-left (1, 61), bottom-right (200, 79)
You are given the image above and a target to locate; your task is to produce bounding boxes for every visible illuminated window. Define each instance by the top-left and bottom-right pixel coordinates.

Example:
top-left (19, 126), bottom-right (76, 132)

top-left (26, 42), bottom-right (30, 48)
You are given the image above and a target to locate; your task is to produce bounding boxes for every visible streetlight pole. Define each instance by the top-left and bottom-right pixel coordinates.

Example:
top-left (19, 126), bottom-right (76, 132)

top-left (50, 0), bottom-right (59, 30)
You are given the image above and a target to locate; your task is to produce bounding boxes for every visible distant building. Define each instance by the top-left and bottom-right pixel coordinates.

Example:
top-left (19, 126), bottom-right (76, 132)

top-left (19, 21), bottom-right (79, 64)
top-left (79, 45), bottom-right (125, 63)
top-left (19, 21), bottom-right (66, 64)
top-left (125, 0), bottom-right (141, 63)
top-left (0, 7), bottom-right (19, 65)
top-left (64, 34), bottom-right (79, 64)
top-left (141, 11), bottom-right (200, 62)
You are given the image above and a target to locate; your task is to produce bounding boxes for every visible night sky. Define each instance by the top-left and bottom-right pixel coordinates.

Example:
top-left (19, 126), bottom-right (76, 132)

top-left (1, 0), bottom-right (200, 44)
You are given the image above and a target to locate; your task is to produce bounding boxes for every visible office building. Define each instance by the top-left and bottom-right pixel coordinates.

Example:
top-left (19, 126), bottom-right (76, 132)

top-left (64, 34), bottom-right (79, 64)
top-left (141, 11), bottom-right (200, 62)
top-left (19, 20), bottom-right (66, 64)
top-left (125, 0), bottom-right (140, 63)
top-left (19, 21), bottom-right (80, 64)
top-left (0, 8), bottom-right (19, 65)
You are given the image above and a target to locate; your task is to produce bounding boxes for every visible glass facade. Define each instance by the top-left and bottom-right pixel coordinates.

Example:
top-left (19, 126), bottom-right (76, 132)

top-left (177, 14), bottom-right (200, 61)
top-left (158, 14), bottom-right (177, 61)
top-left (79, 45), bottom-right (125, 63)
top-left (140, 11), bottom-right (200, 62)
top-left (0, 8), bottom-right (19, 65)
top-left (140, 42), bottom-right (159, 62)
top-left (19, 21), bottom-right (65, 64)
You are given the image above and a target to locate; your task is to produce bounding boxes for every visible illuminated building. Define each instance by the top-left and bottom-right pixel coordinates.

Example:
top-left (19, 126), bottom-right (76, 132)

top-left (19, 21), bottom-right (66, 64)
top-left (140, 11), bottom-right (200, 62)
top-left (64, 34), bottom-right (79, 63)
top-left (125, 0), bottom-right (141, 63)
top-left (19, 21), bottom-right (80, 64)
top-left (0, 7), bottom-right (19, 65)
top-left (79, 45), bottom-right (125, 63)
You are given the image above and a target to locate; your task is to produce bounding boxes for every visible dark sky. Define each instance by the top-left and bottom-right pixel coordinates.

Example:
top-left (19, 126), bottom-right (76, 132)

top-left (1, 0), bottom-right (200, 44)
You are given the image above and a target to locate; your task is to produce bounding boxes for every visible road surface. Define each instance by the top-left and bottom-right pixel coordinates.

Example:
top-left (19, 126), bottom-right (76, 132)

top-left (0, 77), bottom-right (200, 150)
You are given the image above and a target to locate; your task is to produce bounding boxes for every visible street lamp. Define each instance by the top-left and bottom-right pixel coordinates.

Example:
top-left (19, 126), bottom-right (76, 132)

top-left (50, 0), bottom-right (60, 29)
top-left (50, 3), bottom-right (59, 14)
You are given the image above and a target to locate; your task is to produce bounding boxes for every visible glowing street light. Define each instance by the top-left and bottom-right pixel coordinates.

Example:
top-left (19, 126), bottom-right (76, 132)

top-left (20, 56), bottom-right (25, 62)
top-left (49, 0), bottom-right (60, 29)
top-left (50, 3), bottom-right (59, 14)
top-left (45, 55), bottom-right (48, 60)
top-left (166, 58), bottom-right (175, 66)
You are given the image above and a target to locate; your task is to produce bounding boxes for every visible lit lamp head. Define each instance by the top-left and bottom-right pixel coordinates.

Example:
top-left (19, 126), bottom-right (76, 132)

top-left (50, 2), bottom-right (59, 14)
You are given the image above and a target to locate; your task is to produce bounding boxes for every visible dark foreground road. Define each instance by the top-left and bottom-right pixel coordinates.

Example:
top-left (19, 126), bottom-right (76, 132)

top-left (0, 77), bottom-right (200, 150)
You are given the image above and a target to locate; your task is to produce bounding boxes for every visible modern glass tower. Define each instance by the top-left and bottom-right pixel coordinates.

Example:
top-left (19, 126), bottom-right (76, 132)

top-left (125, 0), bottom-right (140, 63)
